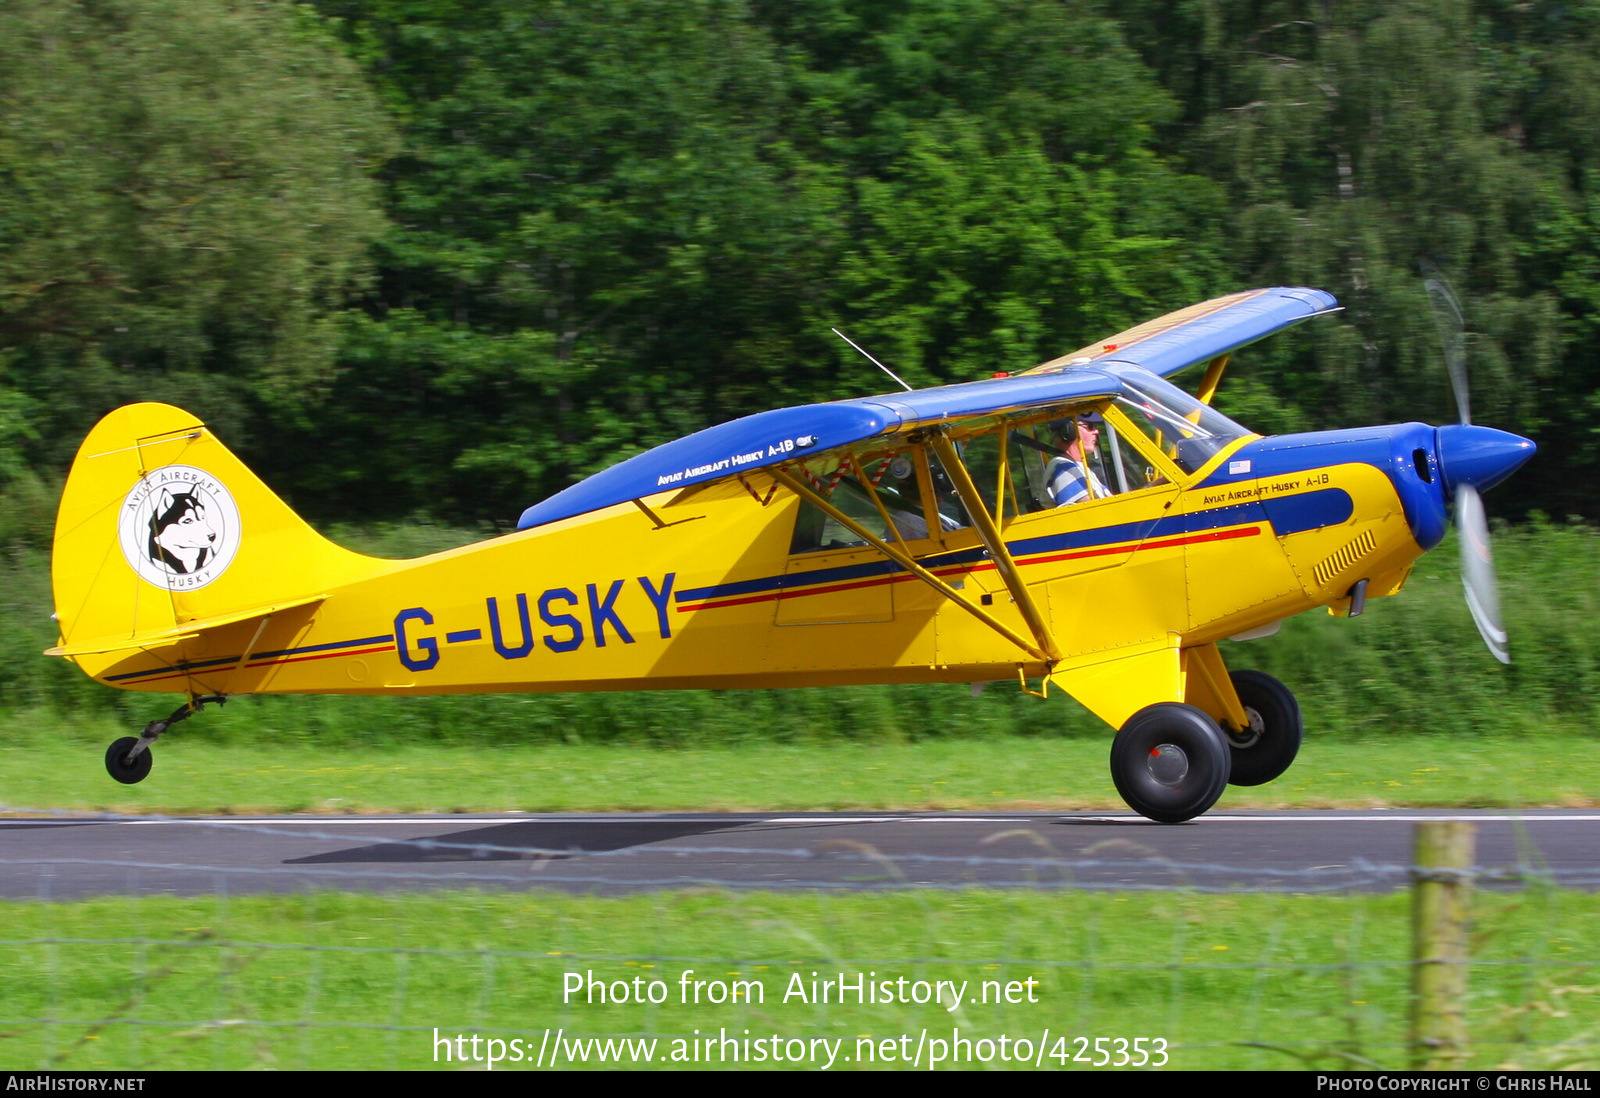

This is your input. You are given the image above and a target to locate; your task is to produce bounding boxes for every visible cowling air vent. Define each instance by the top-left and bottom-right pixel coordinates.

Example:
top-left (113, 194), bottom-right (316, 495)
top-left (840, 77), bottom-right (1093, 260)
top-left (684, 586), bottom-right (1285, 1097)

top-left (1313, 530), bottom-right (1377, 588)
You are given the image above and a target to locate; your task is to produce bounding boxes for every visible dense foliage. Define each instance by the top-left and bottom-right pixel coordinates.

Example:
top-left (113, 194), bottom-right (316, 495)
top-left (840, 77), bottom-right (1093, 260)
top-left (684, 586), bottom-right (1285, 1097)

top-left (2, 0), bottom-right (1594, 533)
top-left (0, 0), bottom-right (393, 538)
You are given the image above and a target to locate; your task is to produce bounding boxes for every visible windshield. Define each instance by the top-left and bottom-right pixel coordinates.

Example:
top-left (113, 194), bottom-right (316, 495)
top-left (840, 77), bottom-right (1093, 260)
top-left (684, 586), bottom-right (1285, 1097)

top-left (1107, 366), bottom-right (1251, 474)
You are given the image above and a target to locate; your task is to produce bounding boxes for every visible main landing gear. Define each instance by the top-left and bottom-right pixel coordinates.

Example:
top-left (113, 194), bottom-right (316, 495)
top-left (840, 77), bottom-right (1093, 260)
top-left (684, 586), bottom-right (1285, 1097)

top-left (1110, 703), bottom-right (1231, 823)
top-left (1222, 670), bottom-right (1302, 787)
top-left (1108, 670), bottom-right (1303, 822)
top-left (104, 695), bottom-right (225, 785)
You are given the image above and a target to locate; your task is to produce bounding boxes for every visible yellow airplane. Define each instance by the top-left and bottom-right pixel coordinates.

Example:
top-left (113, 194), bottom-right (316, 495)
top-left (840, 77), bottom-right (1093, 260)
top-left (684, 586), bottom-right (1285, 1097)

top-left (47, 287), bottom-right (1534, 821)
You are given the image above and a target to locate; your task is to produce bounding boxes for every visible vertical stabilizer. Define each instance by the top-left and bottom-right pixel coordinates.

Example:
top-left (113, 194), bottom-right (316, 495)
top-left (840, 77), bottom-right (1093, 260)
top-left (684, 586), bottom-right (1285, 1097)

top-left (49, 403), bottom-right (385, 679)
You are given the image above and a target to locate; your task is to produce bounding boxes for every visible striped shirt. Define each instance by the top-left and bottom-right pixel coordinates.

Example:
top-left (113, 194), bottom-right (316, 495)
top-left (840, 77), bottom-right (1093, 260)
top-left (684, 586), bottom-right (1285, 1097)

top-left (1045, 456), bottom-right (1107, 506)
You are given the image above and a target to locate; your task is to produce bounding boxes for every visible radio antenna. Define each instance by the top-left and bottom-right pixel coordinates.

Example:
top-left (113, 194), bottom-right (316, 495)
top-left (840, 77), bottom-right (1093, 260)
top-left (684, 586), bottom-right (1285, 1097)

top-left (832, 328), bottom-right (913, 392)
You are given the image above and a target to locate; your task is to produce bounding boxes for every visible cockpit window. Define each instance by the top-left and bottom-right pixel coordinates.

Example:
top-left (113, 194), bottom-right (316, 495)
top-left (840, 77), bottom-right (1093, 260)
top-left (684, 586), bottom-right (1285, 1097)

top-left (1111, 370), bottom-right (1250, 474)
top-left (786, 368), bottom-right (1251, 552)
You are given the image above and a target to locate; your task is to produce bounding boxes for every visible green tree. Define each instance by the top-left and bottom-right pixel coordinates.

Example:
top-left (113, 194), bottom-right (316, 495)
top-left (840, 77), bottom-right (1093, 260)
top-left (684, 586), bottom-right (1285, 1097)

top-left (761, 0), bottom-right (1227, 387)
top-left (298, 0), bottom-right (1218, 523)
top-left (294, 0), bottom-right (846, 521)
top-left (0, 0), bottom-right (393, 534)
top-left (1114, 1), bottom-right (1593, 513)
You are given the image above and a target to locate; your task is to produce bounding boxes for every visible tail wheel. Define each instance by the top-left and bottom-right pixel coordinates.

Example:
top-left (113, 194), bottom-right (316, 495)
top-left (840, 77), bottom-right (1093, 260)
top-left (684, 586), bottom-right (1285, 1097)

top-left (1110, 703), bottom-right (1231, 823)
top-left (1224, 670), bottom-right (1302, 787)
top-left (105, 737), bottom-right (153, 785)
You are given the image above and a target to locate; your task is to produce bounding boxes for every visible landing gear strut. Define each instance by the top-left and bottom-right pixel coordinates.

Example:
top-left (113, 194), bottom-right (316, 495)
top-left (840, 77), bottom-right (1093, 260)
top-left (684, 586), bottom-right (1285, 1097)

top-left (104, 695), bottom-right (225, 785)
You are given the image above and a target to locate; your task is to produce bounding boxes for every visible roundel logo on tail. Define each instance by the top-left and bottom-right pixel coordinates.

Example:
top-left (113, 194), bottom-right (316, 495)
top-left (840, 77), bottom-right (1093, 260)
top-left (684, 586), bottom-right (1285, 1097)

top-left (117, 465), bottom-right (242, 590)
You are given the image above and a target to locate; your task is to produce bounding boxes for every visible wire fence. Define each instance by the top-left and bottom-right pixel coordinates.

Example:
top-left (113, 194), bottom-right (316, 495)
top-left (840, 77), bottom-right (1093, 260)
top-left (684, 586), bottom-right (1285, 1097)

top-left (1, 808), bottom-right (1596, 1071)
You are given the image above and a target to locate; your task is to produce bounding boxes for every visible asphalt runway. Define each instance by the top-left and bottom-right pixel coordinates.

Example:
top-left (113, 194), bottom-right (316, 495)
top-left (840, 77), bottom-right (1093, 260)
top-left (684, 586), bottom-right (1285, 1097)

top-left (2, 809), bottom-right (1596, 899)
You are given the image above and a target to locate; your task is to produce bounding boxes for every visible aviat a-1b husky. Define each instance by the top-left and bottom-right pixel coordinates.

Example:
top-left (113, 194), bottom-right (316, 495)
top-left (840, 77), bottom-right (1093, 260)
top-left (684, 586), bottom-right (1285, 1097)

top-left (48, 286), bottom-right (1534, 821)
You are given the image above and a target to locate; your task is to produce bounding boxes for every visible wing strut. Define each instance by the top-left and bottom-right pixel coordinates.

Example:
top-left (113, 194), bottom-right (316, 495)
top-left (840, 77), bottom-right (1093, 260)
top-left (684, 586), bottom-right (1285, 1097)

top-left (767, 467), bottom-right (1052, 664)
top-left (927, 435), bottom-right (1063, 663)
top-left (1196, 353), bottom-right (1230, 405)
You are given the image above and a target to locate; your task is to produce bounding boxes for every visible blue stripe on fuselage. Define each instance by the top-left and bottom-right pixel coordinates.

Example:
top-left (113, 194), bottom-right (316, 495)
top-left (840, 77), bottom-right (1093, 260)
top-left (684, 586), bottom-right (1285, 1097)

top-left (1196, 430), bottom-right (1393, 490)
top-left (1198, 424), bottom-right (1444, 550)
top-left (675, 488), bottom-right (1353, 605)
top-left (674, 545), bottom-right (989, 604)
top-left (103, 634), bottom-right (396, 683)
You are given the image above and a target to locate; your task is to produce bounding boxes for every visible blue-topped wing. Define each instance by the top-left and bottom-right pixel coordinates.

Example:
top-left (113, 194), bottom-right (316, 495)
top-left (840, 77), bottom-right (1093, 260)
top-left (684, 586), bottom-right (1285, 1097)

top-left (864, 370), bottom-right (1118, 427)
top-left (516, 369), bottom-right (1122, 530)
top-left (515, 286), bottom-right (1339, 530)
top-left (1025, 286), bottom-right (1338, 379)
top-left (517, 402), bottom-right (890, 530)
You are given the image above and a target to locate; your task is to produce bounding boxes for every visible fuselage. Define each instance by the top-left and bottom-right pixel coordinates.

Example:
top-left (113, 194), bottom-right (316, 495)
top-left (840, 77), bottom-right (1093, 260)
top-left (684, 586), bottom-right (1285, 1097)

top-left (80, 401), bottom-right (1528, 724)
top-left (50, 286), bottom-right (1538, 818)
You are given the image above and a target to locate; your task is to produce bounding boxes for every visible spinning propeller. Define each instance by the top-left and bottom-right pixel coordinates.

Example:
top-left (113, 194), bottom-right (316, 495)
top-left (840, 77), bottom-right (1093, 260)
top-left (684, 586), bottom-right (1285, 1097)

top-left (1424, 274), bottom-right (1535, 663)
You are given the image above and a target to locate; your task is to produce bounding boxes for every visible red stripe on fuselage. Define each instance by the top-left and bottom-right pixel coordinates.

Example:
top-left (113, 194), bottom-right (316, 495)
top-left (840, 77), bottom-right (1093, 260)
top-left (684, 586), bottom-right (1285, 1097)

top-left (674, 525), bottom-right (1262, 612)
top-left (104, 643), bottom-right (398, 686)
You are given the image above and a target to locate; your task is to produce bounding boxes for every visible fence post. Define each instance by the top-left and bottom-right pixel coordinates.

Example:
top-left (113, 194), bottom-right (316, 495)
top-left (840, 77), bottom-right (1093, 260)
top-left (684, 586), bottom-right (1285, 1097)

top-left (1410, 819), bottom-right (1475, 1069)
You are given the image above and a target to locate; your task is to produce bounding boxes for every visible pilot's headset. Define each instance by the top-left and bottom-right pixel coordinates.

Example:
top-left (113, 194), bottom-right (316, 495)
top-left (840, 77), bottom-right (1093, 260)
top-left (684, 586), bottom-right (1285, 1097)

top-left (1049, 412), bottom-right (1103, 449)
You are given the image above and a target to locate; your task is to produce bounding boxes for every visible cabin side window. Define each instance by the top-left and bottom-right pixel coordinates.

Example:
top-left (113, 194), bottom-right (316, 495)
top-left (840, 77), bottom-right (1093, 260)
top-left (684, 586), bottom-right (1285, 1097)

top-left (966, 406), bottom-right (1183, 513)
top-left (788, 450), bottom-right (932, 554)
top-left (927, 413), bottom-right (1125, 520)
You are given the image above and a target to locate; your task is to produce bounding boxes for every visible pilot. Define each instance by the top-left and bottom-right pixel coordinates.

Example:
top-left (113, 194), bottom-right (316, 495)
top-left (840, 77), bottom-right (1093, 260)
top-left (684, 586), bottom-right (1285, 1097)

top-left (1045, 413), bottom-right (1108, 506)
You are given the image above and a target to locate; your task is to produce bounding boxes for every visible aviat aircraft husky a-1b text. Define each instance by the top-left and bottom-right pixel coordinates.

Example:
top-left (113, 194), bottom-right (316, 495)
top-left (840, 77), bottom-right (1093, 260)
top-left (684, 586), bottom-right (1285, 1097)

top-left (48, 287), bottom-right (1535, 822)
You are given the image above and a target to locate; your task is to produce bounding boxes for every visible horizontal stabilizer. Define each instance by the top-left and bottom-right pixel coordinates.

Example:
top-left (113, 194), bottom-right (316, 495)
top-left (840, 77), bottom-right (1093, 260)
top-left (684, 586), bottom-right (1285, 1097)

top-left (45, 594), bottom-right (327, 658)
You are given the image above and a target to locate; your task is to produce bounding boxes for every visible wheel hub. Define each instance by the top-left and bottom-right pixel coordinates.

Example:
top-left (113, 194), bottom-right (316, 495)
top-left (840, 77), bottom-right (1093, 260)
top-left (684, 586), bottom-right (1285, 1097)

top-left (1145, 744), bottom-right (1190, 787)
top-left (1227, 706), bottom-right (1265, 749)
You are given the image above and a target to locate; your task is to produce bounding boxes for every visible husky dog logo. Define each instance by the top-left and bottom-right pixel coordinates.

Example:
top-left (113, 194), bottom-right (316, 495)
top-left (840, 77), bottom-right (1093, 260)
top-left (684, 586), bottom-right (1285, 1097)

top-left (147, 487), bottom-right (215, 573)
top-left (118, 465), bottom-right (241, 590)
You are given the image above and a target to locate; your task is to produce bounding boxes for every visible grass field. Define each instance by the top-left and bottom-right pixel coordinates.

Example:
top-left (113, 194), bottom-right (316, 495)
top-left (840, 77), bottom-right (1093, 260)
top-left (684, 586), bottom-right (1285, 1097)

top-left (4, 723), bottom-right (1597, 1073)
top-left (4, 888), bottom-right (1596, 1071)
top-left (4, 722), bottom-right (1599, 814)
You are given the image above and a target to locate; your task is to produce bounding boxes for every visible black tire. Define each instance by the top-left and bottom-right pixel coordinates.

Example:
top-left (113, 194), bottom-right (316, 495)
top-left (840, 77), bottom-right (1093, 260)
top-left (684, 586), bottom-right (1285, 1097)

top-left (1110, 703), bottom-right (1231, 823)
top-left (105, 737), bottom-right (153, 785)
top-left (1224, 670), bottom-right (1302, 787)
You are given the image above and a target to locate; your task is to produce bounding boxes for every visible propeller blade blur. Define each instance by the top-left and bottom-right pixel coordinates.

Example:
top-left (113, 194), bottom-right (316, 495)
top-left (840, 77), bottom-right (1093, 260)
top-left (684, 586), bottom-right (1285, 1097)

top-left (1425, 275), bottom-right (1471, 426)
top-left (1456, 483), bottom-right (1509, 663)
